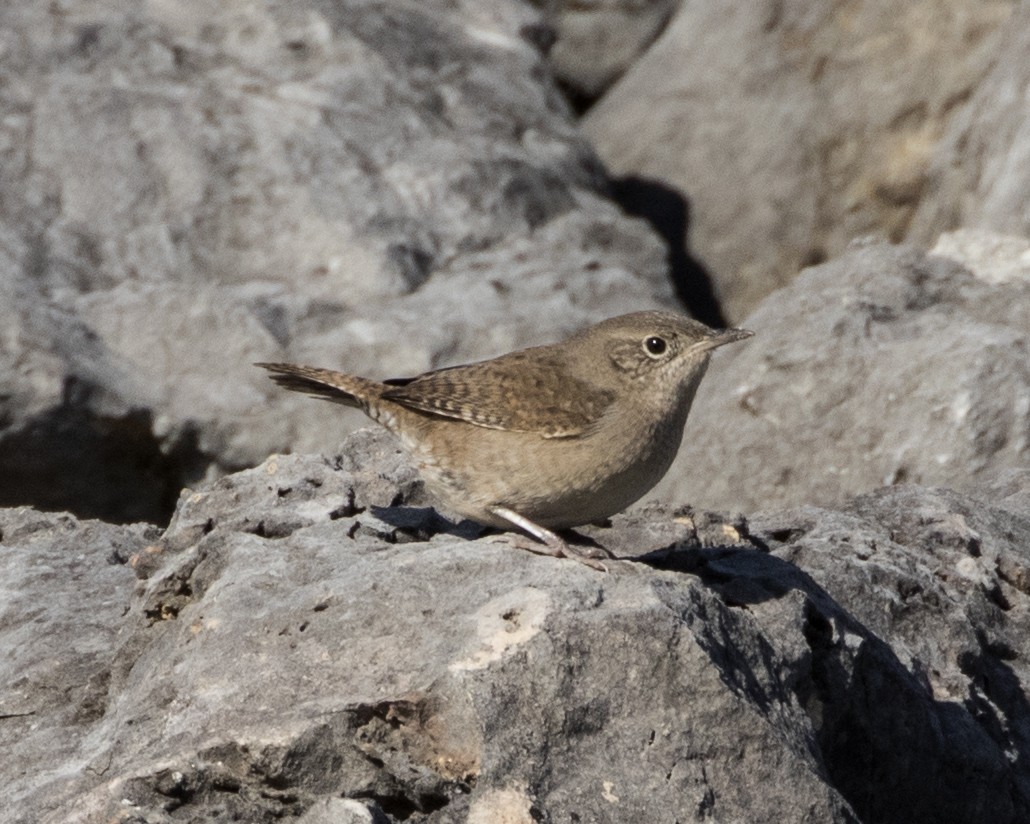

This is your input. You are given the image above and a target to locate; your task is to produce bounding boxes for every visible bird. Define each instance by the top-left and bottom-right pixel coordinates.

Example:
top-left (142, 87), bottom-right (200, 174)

top-left (257, 311), bottom-right (752, 570)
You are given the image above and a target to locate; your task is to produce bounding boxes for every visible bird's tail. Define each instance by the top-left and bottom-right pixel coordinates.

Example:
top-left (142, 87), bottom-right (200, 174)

top-left (255, 362), bottom-right (382, 410)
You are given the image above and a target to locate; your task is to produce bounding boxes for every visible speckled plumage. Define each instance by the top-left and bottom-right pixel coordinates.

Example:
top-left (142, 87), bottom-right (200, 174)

top-left (380, 349), bottom-right (615, 438)
top-left (257, 311), bottom-right (752, 569)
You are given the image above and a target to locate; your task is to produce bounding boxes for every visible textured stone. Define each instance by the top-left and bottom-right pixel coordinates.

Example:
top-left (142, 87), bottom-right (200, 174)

top-left (750, 482), bottom-right (1030, 824)
top-left (0, 509), bottom-right (157, 817)
top-left (656, 236), bottom-right (1030, 513)
top-left (909, 2), bottom-right (1030, 242)
top-left (3, 430), bottom-right (1028, 823)
top-left (583, 0), bottom-right (1017, 322)
top-left (0, 0), bottom-right (674, 524)
top-left (929, 229), bottom-right (1030, 285)
top-left (531, 0), bottom-right (682, 101)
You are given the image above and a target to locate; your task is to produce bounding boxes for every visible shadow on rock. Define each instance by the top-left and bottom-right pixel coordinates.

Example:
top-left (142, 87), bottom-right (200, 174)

top-left (369, 505), bottom-right (484, 543)
top-left (637, 540), bottom-right (1030, 824)
top-left (610, 175), bottom-right (727, 328)
top-left (0, 404), bottom-right (210, 525)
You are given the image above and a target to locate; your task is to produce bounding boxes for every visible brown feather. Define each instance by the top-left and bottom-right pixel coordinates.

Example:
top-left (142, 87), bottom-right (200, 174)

top-left (380, 348), bottom-right (614, 438)
top-left (255, 363), bottom-right (376, 409)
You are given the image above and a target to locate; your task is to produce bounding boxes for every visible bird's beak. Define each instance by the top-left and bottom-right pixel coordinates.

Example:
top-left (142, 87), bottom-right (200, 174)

top-left (696, 327), bottom-right (754, 353)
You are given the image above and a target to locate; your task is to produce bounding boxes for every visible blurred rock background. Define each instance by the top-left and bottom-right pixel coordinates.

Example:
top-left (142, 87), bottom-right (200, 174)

top-left (1, 0), bottom-right (1028, 523)
top-left (0, 0), bottom-right (674, 523)
top-left (583, 0), bottom-right (1025, 320)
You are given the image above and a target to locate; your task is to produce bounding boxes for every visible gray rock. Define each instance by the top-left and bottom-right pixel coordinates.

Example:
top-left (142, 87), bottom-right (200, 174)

top-left (0, 508), bottom-right (158, 817)
top-left (583, 0), bottom-right (1017, 322)
top-left (0, 278), bottom-right (186, 522)
top-left (982, 467), bottom-right (1030, 522)
top-left (908, 2), bottom-right (1030, 243)
top-left (750, 481), bottom-right (1030, 824)
top-left (297, 797), bottom-right (390, 824)
top-left (530, 0), bottom-right (682, 101)
top-left (3, 429), bottom-right (1029, 823)
top-left (929, 229), bottom-right (1030, 286)
top-left (0, 0), bottom-right (674, 524)
top-left (655, 236), bottom-right (1030, 513)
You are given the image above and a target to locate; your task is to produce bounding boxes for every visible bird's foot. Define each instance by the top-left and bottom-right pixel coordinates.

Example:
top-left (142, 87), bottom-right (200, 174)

top-left (487, 506), bottom-right (612, 572)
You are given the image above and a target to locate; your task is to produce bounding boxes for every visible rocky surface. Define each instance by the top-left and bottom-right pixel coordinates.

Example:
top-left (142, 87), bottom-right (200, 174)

top-left (0, 0), bottom-right (674, 524)
top-left (656, 234), bottom-right (1030, 513)
top-left (5, 0), bottom-right (1029, 533)
top-left (2, 429), bottom-right (1029, 823)
top-left (530, 0), bottom-right (682, 104)
top-left (2, 4), bottom-right (1028, 822)
top-left (583, 0), bottom-right (1018, 321)
top-left (909, 2), bottom-right (1030, 243)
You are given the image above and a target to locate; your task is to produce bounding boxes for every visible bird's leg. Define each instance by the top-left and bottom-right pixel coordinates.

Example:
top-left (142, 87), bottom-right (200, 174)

top-left (487, 506), bottom-right (612, 572)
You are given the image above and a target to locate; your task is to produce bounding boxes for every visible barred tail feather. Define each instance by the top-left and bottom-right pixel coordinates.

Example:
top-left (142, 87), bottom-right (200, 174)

top-left (255, 362), bottom-right (378, 409)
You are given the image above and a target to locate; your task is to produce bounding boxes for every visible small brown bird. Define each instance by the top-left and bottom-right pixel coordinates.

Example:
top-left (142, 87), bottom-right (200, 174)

top-left (257, 311), bottom-right (751, 570)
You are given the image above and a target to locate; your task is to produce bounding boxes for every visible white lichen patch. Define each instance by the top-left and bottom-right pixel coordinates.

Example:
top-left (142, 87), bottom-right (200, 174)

top-left (467, 787), bottom-right (536, 824)
top-left (450, 588), bottom-right (551, 672)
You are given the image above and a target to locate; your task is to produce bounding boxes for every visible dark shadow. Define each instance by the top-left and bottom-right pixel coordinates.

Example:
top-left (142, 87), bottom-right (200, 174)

top-left (556, 78), bottom-right (596, 118)
top-left (959, 648), bottom-right (1030, 805)
top-left (630, 541), bottom-right (1030, 824)
top-left (636, 542), bottom-right (798, 603)
top-left (369, 506), bottom-right (485, 543)
top-left (372, 506), bottom-right (609, 552)
top-left (610, 175), bottom-right (727, 328)
top-left (0, 403), bottom-right (209, 526)
top-left (559, 529), bottom-right (606, 551)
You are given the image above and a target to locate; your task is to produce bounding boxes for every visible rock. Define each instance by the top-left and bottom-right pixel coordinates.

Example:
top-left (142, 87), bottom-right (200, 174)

top-left (3, 430), bottom-right (1028, 823)
top-left (749, 481), bottom-right (1030, 824)
top-left (982, 468), bottom-right (1030, 522)
top-left (908, 3), bottom-right (1030, 243)
top-left (655, 235), bottom-right (1030, 513)
top-left (0, 279), bottom-right (193, 523)
top-left (583, 0), bottom-right (1017, 322)
top-left (531, 0), bottom-right (682, 103)
top-left (0, 0), bottom-right (674, 524)
top-left (929, 229), bottom-right (1030, 286)
top-left (297, 797), bottom-right (390, 824)
top-left (0, 508), bottom-right (158, 817)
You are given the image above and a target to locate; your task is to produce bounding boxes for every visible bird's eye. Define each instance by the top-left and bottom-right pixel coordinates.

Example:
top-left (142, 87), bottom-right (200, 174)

top-left (643, 335), bottom-right (668, 357)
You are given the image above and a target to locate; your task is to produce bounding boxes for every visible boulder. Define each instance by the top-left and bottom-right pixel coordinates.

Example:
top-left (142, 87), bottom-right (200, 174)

top-left (656, 235), bottom-right (1030, 513)
top-left (0, 0), bottom-right (674, 524)
top-left (530, 0), bottom-right (682, 103)
top-left (908, 2), bottom-right (1030, 243)
top-left (583, 0), bottom-right (1017, 322)
top-left (3, 429), bottom-right (1028, 823)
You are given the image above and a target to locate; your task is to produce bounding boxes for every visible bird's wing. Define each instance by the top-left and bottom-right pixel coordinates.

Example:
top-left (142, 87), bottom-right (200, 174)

top-left (381, 348), bottom-right (613, 438)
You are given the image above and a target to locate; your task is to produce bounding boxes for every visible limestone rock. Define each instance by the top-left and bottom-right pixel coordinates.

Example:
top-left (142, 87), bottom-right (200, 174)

top-left (0, 0), bottom-right (674, 524)
top-left (583, 0), bottom-right (1017, 322)
top-left (656, 235), bottom-right (1030, 512)
top-left (0, 509), bottom-right (158, 816)
top-left (531, 0), bottom-right (682, 102)
top-left (908, 3), bottom-right (1030, 243)
top-left (3, 430), bottom-right (1028, 823)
